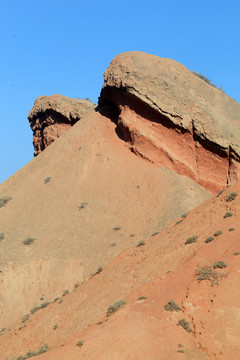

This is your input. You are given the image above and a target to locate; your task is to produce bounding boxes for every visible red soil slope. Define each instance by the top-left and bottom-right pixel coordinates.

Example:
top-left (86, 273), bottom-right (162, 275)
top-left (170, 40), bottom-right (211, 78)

top-left (1, 184), bottom-right (240, 359)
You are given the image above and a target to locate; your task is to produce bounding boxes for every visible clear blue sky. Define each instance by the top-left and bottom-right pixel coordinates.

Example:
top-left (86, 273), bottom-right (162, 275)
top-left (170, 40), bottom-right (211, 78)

top-left (1, 0), bottom-right (239, 183)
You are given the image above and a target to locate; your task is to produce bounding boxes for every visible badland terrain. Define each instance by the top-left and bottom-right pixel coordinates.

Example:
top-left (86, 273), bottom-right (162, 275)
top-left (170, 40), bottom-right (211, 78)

top-left (1, 52), bottom-right (240, 360)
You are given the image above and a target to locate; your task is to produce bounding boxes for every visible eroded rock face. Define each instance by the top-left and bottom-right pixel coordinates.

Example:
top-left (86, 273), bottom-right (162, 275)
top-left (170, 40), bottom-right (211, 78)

top-left (28, 95), bottom-right (96, 156)
top-left (99, 51), bottom-right (240, 193)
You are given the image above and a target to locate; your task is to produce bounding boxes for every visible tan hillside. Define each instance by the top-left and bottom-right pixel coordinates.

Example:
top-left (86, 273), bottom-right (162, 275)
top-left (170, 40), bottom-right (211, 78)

top-left (0, 106), bottom-right (209, 330)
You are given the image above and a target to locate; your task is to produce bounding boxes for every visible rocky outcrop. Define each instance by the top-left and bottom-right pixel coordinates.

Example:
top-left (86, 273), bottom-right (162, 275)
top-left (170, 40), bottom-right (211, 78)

top-left (28, 95), bottom-right (95, 156)
top-left (99, 51), bottom-right (240, 193)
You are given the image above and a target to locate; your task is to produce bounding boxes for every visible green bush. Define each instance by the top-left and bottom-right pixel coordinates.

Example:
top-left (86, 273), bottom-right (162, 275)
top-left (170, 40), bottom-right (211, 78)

top-left (30, 302), bottom-right (50, 314)
top-left (178, 318), bottom-right (192, 333)
top-left (76, 340), bottom-right (84, 347)
top-left (78, 201), bottom-right (88, 210)
top-left (216, 189), bottom-right (225, 197)
top-left (137, 240), bottom-right (145, 247)
top-left (213, 261), bottom-right (227, 269)
top-left (16, 344), bottom-right (49, 359)
top-left (205, 236), bottom-right (214, 243)
top-left (164, 300), bottom-right (181, 312)
top-left (44, 177), bottom-right (51, 184)
top-left (226, 192), bottom-right (238, 202)
top-left (185, 235), bottom-right (198, 245)
top-left (0, 232), bottom-right (4, 241)
top-left (23, 237), bottom-right (35, 245)
top-left (94, 267), bottom-right (103, 275)
top-left (0, 196), bottom-right (12, 208)
top-left (224, 211), bottom-right (232, 218)
top-left (107, 299), bottom-right (126, 316)
top-left (137, 296), bottom-right (147, 300)
top-left (229, 228), bottom-right (235, 232)
top-left (175, 219), bottom-right (183, 225)
top-left (113, 226), bottom-right (121, 231)
top-left (22, 314), bottom-right (30, 323)
top-left (195, 265), bottom-right (227, 286)
top-left (214, 230), bottom-right (222, 237)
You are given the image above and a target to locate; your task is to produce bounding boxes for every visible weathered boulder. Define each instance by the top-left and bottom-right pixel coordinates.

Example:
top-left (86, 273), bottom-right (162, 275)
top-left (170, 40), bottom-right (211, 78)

top-left (99, 51), bottom-right (240, 193)
top-left (28, 95), bottom-right (95, 156)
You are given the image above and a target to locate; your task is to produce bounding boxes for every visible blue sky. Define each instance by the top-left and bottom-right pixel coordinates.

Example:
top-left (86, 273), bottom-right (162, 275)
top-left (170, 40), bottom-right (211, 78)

top-left (1, 0), bottom-right (239, 183)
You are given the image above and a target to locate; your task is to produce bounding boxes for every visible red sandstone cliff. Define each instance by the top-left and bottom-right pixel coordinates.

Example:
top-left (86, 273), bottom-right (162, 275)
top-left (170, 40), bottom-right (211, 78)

top-left (99, 51), bottom-right (240, 193)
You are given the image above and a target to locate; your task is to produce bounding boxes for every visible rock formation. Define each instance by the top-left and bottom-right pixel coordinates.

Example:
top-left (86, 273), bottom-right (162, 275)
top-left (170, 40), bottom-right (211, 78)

top-left (28, 95), bottom-right (95, 156)
top-left (2, 51), bottom-right (240, 359)
top-left (99, 51), bottom-right (240, 193)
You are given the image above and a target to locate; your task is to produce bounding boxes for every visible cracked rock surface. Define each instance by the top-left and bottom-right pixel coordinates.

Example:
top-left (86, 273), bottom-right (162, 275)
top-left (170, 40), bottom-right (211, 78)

top-left (99, 51), bottom-right (240, 193)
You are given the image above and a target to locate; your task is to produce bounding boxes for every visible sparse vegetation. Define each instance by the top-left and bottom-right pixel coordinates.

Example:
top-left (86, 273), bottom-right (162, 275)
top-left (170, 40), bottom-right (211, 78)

top-left (110, 242), bottom-right (117, 247)
top-left (224, 211), bottom-right (232, 218)
top-left (62, 289), bottom-right (69, 296)
top-left (192, 71), bottom-right (224, 92)
top-left (53, 324), bottom-right (58, 330)
top-left (0, 196), bottom-right (12, 208)
top-left (30, 302), bottom-right (50, 314)
top-left (151, 232), bottom-right (159, 236)
top-left (185, 235), bottom-right (198, 245)
top-left (22, 314), bottom-right (30, 323)
top-left (23, 237), bottom-right (35, 245)
top-left (178, 318), bottom-right (192, 333)
top-left (44, 177), bottom-right (51, 184)
top-left (0, 232), bottom-right (4, 241)
top-left (0, 328), bottom-right (6, 335)
top-left (164, 300), bottom-right (181, 312)
top-left (214, 230), bottom-right (223, 237)
top-left (76, 340), bottom-right (84, 347)
top-left (78, 201), bottom-right (88, 210)
top-left (205, 236), bottom-right (214, 243)
top-left (113, 226), bottom-right (121, 231)
top-left (213, 261), bottom-right (227, 269)
top-left (177, 350), bottom-right (185, 353)
top-left (16, 344), bottom-right (49, 359)
top-left (137, 240), bottom-right (145, 247)
top-left (175, 219), bottom-right (183, 225)
top-left (234, 251), bottom-right (240, 255)
top-left (181, 212), bottom-right (188, 218)
top-left (130, 233), bottom-right (135, 237)
top-left (195, 265), bottom-right (227, 286)
top-left (137, 296), bottom-right (147, 301)
top-left (107, 299), bottom-right (126, 316)
top-left (226, 192), bottom-right (238, 202)
top-left (93, 267), bottom-right (103, 275)
top-left (229, 228), bottom-right (235, 232)
top-left (216, 189), bottom-right (225, 197)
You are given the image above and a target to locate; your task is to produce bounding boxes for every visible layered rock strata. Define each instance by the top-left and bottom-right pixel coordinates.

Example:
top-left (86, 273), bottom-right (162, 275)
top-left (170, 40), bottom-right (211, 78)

top-left (28, 95), bottom-right (95, 156)
top-left (99, 51), bottom-right (240, 193)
